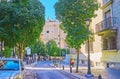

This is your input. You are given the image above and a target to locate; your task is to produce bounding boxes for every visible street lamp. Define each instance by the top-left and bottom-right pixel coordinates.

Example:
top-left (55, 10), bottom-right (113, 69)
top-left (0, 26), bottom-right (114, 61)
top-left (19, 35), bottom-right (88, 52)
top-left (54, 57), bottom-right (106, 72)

top-left (85, 18), bottom-right (94, 79)
top-left (58, 21), bottom-right (62, 68)
top-left (66, 46), bottom-right (68, 55)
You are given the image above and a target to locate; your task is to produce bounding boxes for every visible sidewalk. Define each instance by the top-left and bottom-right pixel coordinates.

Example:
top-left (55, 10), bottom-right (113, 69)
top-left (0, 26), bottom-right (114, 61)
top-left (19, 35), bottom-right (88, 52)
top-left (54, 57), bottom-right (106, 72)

top-left (24, 62), bottom-right (37, 79)
top-left (50, 63), bottom-right (106, 79)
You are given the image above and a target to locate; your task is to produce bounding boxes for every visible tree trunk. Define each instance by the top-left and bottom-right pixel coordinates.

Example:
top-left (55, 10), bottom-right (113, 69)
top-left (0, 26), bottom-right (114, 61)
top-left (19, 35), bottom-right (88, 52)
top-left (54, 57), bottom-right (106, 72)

top-left (76, 48), bottom-right (80, 73)
top-left (18, 44), bottom-right (24, 61)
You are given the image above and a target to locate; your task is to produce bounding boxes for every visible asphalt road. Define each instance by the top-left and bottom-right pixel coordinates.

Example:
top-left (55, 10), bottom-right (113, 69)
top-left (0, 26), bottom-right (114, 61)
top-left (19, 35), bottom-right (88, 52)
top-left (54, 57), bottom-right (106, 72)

top-left (33, 61), bottom-right (80, 79)
top-left (25, 61), bottom-right (120, 79)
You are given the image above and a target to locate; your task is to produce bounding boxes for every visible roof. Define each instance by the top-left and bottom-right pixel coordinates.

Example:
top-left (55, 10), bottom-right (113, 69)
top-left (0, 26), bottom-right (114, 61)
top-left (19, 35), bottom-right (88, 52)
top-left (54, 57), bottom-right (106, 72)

top-left (0, 58), bottom-right (20, 61)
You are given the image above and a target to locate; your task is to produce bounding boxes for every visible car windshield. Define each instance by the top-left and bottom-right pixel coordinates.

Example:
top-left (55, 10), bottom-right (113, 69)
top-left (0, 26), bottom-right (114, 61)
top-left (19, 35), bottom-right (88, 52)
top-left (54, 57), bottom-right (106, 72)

top-left (0, 60), bottom-right (19, 70)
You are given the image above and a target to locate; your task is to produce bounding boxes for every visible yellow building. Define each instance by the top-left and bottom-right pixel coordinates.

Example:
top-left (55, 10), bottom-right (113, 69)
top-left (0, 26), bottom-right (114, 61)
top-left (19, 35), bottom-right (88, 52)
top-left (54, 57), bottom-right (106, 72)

top-left (96, 0), bottom-right (120, 67)
top-left (80, 0), bottom-right (120, 68)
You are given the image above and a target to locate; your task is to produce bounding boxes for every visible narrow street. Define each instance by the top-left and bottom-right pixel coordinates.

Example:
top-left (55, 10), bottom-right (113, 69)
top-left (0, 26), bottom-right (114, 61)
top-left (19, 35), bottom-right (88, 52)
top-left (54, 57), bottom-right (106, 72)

top-left (24, 61), bottom-right (120, 79)
top-left (25, 61), bottom-right (80, 79)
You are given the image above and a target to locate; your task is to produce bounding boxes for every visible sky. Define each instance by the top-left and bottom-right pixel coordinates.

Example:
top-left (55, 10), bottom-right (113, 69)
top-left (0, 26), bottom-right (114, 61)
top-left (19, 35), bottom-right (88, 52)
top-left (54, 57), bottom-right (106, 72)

top-left (40, 0), bottom-right (58, 20)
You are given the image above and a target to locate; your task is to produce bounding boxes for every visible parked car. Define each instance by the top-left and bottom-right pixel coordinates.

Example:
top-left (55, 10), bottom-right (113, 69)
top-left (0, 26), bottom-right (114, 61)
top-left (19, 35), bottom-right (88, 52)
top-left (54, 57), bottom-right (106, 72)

top-left (0, 58), bottom-right (24, 79)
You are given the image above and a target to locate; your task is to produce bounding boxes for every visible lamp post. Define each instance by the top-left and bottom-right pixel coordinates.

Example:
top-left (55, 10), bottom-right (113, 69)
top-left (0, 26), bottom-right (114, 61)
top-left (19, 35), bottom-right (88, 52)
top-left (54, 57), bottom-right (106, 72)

top-left (66, 46), bottom-right (68, 55)
top-left (58, 21), bottom-right (62, 68)
top-left (47, 30), bottom-right (50, 60)
top-left (85, 18), bottom-right (94, 79)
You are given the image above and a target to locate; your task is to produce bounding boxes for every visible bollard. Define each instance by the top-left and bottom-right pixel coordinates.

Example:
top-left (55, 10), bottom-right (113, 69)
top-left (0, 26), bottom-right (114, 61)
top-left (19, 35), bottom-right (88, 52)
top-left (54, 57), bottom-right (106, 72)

top-left (63, 65), bottom-right (64, 70)
top-left (26, 61), bottom-right (28, 65)
top-left (98, 74), bottom-right (102, 79)
top-left (70, 65), bottom-right (72, 73)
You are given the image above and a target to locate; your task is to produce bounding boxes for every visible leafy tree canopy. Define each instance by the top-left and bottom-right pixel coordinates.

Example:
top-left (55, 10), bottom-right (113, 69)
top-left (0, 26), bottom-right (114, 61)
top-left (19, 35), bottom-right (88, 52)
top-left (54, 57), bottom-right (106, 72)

top-left (31, 40), bottom-right (47, 56)
top-left (0, 0), bottom-right (45, 47)
top-left (46, 40), bottom-right (61, 56)
top-left (54, 0), bottom-right (98, 49)
top-left (0, 0), bottom-right (45, 59)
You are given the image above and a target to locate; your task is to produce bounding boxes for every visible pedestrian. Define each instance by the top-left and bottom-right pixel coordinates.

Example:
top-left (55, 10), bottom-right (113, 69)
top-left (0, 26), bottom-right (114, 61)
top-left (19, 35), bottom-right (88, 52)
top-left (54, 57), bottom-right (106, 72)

top-left (69, 59), bottom-right (73, 73)
top-left (71, 58), bottom-right (74, 67)
top-left (98, 74), bottom-right (102, 79)
top-left (106, 63), bottom-right (109, 68)
top-left (70, 59), bottom-right (73, 67)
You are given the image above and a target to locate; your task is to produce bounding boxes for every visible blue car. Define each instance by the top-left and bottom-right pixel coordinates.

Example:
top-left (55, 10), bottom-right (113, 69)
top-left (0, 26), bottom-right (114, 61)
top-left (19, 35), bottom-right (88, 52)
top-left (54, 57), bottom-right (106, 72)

top-left (0, 58), bottom-right (24, 79)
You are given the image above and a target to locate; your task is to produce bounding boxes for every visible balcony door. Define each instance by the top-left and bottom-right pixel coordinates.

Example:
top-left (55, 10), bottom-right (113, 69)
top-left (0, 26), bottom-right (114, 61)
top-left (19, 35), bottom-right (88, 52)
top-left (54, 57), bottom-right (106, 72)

top-left (104, 10), bottom-right (111, 29)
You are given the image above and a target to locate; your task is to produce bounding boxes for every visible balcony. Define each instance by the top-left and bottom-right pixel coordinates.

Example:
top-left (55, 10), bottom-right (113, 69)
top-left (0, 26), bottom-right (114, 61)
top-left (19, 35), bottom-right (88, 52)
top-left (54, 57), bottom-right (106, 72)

top-left (101, 0), bottom-right (113, 9)
top-left (96, 17), bottom-right (117, 36)
top-left (101, 50), bottom-right (120, 63)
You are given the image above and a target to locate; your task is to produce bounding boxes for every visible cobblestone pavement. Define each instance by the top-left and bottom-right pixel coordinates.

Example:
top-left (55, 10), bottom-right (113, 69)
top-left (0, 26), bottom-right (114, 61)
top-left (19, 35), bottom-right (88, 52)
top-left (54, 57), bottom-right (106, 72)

top-left (24, 62), bottom-right (37, 79)
top-left (24, 69), bottom-right (36, 79)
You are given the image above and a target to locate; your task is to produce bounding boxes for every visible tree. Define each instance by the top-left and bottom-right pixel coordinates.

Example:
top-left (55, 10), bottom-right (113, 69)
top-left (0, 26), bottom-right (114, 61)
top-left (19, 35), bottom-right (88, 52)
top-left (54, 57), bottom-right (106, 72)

top-left (31, 40), bottom-right (46, 56)
top-left (61, 48), bottom-right (70, 57)
top-left (46, 40), bottom-right (61, 57)
top-left (2, 47), bottom-right (12, 58)
top-left (54, 0), bottom-right (98, 72)
top-left (0, 0), bottom-right (45, 60)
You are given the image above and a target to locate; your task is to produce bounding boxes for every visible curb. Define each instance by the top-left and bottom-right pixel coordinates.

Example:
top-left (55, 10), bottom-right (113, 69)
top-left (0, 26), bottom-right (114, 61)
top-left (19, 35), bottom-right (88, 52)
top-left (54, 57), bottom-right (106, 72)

top-left (60, 69), bottom-right (86, 79)
top-left (49, 64), bottom-right (86, 79)
top-left (59, 70), bottom-right (81, 79)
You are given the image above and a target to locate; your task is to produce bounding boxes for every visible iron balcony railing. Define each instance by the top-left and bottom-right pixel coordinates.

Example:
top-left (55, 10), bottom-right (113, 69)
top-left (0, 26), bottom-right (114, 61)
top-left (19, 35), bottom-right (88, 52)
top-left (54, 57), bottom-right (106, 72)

top-left (103, 0), bottom-right (111, 5)
top-left (96, 17), bottom-right (117, 33)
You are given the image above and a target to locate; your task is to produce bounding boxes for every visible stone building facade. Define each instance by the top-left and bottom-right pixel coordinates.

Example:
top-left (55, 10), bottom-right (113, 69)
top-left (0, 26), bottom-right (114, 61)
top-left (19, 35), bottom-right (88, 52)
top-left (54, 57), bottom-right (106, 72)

top-left (98, 0), bottom-right (120, 67)
top-left (40, 19), bottom-right (67, 49)
top-left (80, 0), bottom-right (120, 68)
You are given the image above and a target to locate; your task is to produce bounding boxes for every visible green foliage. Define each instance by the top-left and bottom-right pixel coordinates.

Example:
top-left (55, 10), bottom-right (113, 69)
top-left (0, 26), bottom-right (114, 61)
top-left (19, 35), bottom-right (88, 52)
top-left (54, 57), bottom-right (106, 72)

top-left (55, 0), bottom-right (99, 72)
top-left (0, 0), bottom-right (45, 59)
top-left (2, 47), bottom-right (12, 58)
top-left (54, 0), bottom-right (98, 49)
top-left (9, 0), bottom-right (29, 5)
top-left (0, 0), bottom-right (45, 47)
top-left (46, 40), bottom-right (61, 57)
top-left (31, 40), bottom-right (47, 56)
top-left (61, 48), bottom-right (70, 56)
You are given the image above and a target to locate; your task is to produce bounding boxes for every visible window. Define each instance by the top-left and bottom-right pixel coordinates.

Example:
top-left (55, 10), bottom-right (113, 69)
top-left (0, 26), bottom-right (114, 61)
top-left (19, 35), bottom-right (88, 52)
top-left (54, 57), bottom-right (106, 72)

top-left (110, 37), bottom-right (116, 49)
top-left (46, 30), bottom-right (49, 33)
top-left (104, 10), bottom-right (111, 29)
top-left (103, 38), bottom-right (108, 50)
top-left (0, 60), bottom-right (19, 70)
top-left (103, 37), bottom-right (116, 50)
